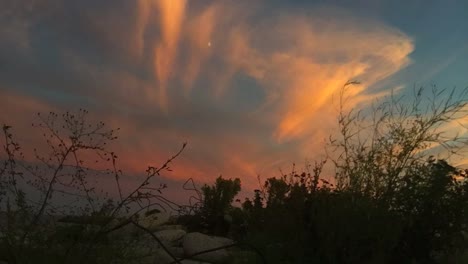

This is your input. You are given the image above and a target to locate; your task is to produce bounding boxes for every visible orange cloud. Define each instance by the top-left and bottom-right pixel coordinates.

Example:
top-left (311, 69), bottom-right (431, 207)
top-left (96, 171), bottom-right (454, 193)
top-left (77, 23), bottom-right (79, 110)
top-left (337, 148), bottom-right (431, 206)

top-left (182, 4), bottom-right (217, 94)
top-left (0, 1), bottom-right (416, 194)
top-left (153, 0), bottom-right (187, 111)
top-left (107, 2), bottom-right (409, 189)
top-left (132, 3), bottom-right (413, 145)
top-left (230, 14), bottom-right (413, 142)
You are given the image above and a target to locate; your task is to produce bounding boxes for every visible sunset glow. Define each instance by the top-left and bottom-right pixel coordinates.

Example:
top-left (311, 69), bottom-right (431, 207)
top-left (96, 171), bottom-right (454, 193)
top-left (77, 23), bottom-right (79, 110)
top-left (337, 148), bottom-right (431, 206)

top-left (1, 0), bottom-right (467, 194)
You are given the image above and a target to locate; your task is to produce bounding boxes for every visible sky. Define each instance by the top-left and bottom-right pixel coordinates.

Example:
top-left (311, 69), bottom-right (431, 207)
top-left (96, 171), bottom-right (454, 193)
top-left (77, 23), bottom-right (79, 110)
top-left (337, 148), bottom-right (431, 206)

top-left (1, 0), bottom-right (468, 198)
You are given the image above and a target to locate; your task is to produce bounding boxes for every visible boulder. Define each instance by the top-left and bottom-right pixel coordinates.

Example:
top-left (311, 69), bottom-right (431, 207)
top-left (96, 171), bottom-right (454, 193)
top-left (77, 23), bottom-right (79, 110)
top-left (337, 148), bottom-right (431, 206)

top-left (179, 260), bottom-right (211, 264)
top-left (137, 211), bottom-right (171, 231)
top-left (183, 232), bottom-right (234, 263)
top-left (167, 246), bottom-right (185, 258)
top-left (153, 247), bottom-right (177, 264)
top-left (154, 224), bottom-right (186, 231)
top-left (153, 247), bottom-right (210, 264)
top-left (155, 229), bottom-right (186, 246)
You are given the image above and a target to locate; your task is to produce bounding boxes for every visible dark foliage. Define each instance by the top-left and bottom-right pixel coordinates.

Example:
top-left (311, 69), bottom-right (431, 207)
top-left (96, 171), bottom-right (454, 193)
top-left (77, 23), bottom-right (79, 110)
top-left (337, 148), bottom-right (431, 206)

top-left (228, 159), bottom-right (468, 264)
top-left (1, 86), bottom-right (468, 263)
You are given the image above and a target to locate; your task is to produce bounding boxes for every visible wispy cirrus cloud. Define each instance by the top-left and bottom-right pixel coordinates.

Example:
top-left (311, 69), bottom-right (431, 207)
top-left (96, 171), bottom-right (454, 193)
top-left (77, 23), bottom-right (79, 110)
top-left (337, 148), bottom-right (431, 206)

top-left (0, 0), bottom-right (414, 191)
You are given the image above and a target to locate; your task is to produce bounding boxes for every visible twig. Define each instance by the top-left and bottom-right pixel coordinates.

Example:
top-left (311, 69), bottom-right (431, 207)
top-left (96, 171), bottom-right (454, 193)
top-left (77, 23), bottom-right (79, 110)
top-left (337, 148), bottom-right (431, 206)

top-left (130, 220), bottom-right (182, 264)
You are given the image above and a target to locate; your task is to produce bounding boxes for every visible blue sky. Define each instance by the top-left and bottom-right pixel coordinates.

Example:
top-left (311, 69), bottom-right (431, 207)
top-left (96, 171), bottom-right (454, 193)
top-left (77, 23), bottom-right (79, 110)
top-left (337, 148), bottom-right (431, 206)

top-left (1, 0), bottom-right (467, 192)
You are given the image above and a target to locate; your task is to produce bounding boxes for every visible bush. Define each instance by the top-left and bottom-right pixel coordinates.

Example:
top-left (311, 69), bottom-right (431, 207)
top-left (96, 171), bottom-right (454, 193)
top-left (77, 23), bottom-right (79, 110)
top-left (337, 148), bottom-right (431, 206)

top-left (178, 176), bottom-right (241, 236)
top-left (2, 85), bottom-right (468, 264)
top-left (0, 110), bottom-right (186, 263)
top-left (202, 86), bottom-right (468, 263)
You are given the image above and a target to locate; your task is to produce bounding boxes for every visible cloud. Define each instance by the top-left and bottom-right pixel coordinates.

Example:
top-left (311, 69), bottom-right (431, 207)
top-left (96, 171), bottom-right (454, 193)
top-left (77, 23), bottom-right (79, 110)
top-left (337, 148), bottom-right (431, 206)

top-left (239, 12), bottom-right (413, 142)
top-left (151, 0), bottom-right (187, 111)
top-left (0, 1), bottom-right (414, 192)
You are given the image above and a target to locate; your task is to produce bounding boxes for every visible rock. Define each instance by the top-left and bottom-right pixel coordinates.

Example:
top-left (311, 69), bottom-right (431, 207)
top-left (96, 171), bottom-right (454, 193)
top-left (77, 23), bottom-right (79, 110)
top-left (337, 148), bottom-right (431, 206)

top-left (154, 224), bottom-right (186, 231)
top-left (153, 247), bottom-right (177, 264)
top-left (183, 232), bottom-right (234, 263)
top-left (179, 260), bottom-right (211, 264)
top-left (155, 229), bottom-right (186, 244)
top-left (137, 211), bottom-right (171, 231)
top-left (167, 246), bottom-right (185, 258)
top-left (153, 248), bottom-right (210, 264)
top-left (107, 219), bottom-right (139, 240)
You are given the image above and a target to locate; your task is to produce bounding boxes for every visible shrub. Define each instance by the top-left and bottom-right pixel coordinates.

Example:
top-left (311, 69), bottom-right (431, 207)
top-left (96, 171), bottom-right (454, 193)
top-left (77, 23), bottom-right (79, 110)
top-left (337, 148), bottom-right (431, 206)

top-left (235, 85), bottom-right (468, 263)
top-left (0, 110), bottom-right (186, 263)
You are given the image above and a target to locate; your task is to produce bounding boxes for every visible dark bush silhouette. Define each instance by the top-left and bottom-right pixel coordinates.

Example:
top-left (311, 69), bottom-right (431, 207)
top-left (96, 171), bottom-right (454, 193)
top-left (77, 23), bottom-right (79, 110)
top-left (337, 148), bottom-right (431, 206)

top-left (1, 85), bottom-right (468, 263)
top-left (229, 86), bottom-right (468, 264)
top-left (178, 176), bottom-right (241, 236)
top-left (234, 158), bottom-right (467, 263)
top-left (190, 86), bottom-right (468, 263)
top-left (0, 110), bottom-right (187, 263)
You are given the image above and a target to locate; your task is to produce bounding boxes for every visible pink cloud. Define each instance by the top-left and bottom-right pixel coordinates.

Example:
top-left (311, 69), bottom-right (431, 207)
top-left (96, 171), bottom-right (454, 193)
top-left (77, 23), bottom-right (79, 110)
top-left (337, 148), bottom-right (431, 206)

top-left (0, 1), bottom-right (415, 194)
